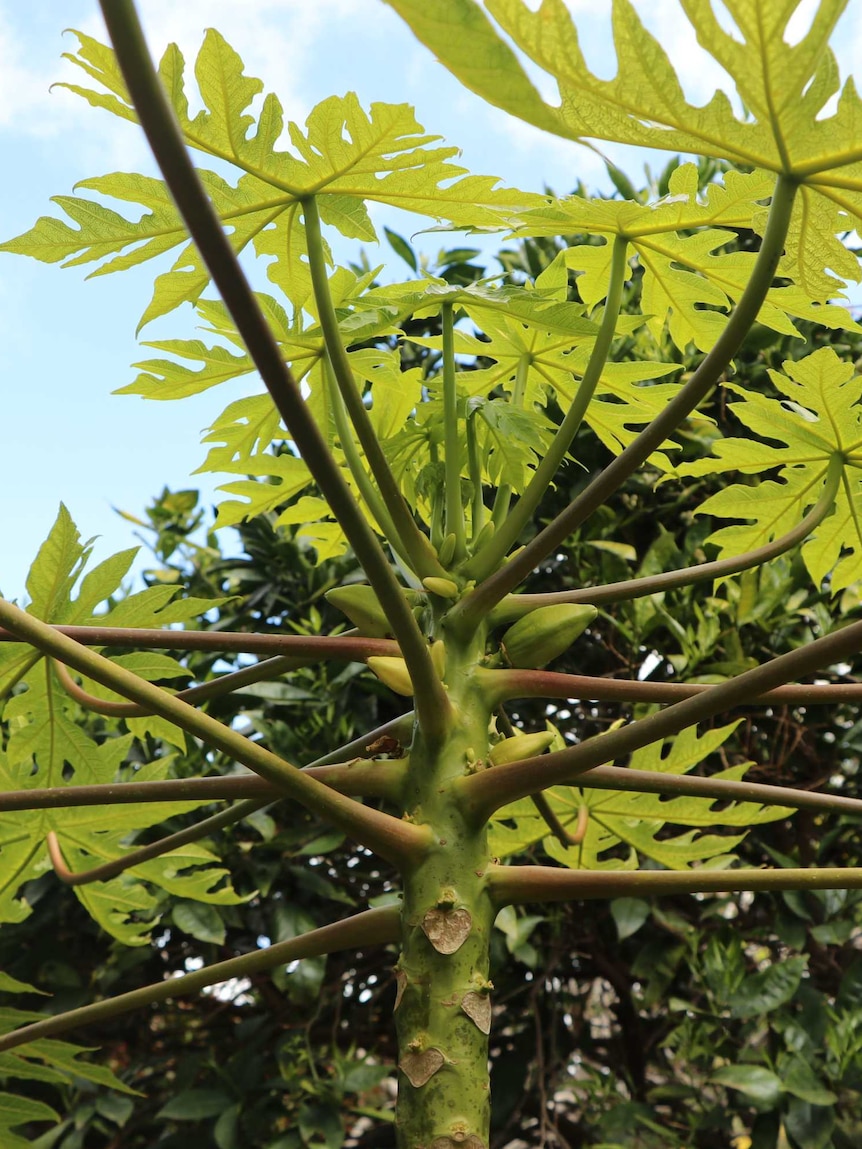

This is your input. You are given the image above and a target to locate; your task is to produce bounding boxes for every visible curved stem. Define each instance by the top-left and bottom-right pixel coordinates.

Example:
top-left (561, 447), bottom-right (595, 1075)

top-left (98, 1), bottom-right (448, 746)
top-left (454, 174), bottom-right (798, 624)
top-left (442, 302), bottom-right (467, 562)
top-left (464, 610), bottom-right (862, 819)
top-left (45, 795), bottom-right (267, 886)
top-left (0, 906), bottom-right (401, 1053)
top-left (493, 452), bottom-right (843, 617)
top-left (489, 864), bottom-right (862, 907)
top-left (488, 668), bottom-right (862, 707)
top-left (465, 234), bottom-right (630, 586)
top-left (303, 194), bottom-right (442, 582)
top-left (51, 654), bottom-right (309, 719)
top-left (0, 597), bottom-right (427, 868)
top-left (576, 764), bottom-right (862, 819)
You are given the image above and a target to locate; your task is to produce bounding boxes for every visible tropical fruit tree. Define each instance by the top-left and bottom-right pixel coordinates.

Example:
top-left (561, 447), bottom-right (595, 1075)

top-left (4, 1), bottom-right (862, 1145)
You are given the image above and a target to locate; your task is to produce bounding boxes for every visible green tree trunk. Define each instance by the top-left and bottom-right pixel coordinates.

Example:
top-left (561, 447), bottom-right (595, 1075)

top-left (394, 628), bottom-right (495, 1147)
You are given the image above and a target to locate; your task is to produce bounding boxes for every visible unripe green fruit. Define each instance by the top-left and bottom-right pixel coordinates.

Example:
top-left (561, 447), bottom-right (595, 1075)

top-left (489, 730), bottom-right (554, 766)
top-left (367, 656), bottom-right (414, 696)
top-left (326, 585), bottom-right (390, 636)
top-left (501, 603), bottom-right (597, 668)
top-left (437, 532), bottom-right (457, 567)
top-left (422, 576), bottom-right (460, 599)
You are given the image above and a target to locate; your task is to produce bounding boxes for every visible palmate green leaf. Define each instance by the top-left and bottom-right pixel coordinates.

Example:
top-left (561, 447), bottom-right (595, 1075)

top-left (408, 309), bottom-right (679, 464)
top-left (0, 29), bottom-right (541, 327)
top-left (489, 723), bottom-right (787, 870)
top-left (677, 347), bottom-right (862, 593)
top-left (387, 0), bottom-right (862, 300)
top-left (0, 510), bottom-right (241, 941)
top-left (512, 164), bottom-right (860, 352)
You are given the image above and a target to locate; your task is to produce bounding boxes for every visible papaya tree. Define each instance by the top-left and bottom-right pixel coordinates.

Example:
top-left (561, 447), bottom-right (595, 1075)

top-left (6, 1), bottom-right (862, 1145)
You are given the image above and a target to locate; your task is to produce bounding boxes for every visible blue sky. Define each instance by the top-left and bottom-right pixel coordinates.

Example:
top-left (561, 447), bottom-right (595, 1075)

top-left (1, 0), bottom-right (861, 602)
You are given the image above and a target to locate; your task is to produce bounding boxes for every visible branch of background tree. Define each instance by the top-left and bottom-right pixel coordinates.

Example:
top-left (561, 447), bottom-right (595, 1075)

top-left (488, 864), bottom-right (862, 906)
top-left (0, 905), bottom-right (401, 1053)
top-left (98, 0), bottom-right (451, 746)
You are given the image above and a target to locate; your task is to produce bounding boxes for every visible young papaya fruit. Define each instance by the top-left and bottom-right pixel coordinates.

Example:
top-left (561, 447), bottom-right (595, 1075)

top-left (326, 585), bottom-right (391, 636)
top-left (367, 656), bottom-right (414, 696)
top-left (501, 604), bottom-right (597, 669)
top-left (489, 730), bottom-right (555, 766)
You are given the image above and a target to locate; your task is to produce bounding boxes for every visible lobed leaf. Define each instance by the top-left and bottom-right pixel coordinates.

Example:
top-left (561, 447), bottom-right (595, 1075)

top-left (490, 723), bottom-right (788, 870)
top-left (0, 510), bottom-right (241, 941)
top-left (678, 347), bottom-right (862, 592)
top-left (1, 30), bottom-right (542, 326)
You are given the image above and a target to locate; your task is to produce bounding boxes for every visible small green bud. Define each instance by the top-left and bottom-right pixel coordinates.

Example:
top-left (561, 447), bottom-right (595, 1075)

top-left (502, 604), bottom-right (597, 669)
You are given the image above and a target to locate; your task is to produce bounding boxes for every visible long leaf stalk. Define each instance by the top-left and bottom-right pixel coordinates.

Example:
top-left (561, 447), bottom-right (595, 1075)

top-left (455, 174), bottom-right (798, 623)
top-left (0, 758), bottom-right (408, 814)
top-left (0, 906), bottom-right (401, 1054)
top-left (45, 795), bottom-right (268, 886)
top-left (98, 0), bottom-right (450, 746)
top-left (441, 301), bottom-right (468, 562)
top-left (324, 354), bottom-right (405, 550)
top-left (465, 611), bottom-right (862, 818)
top-left (489, 352), bottom-right (530, 531)
top-left (0, 713), bottom-right (416, 812)
top-left (0, 597), bottom-right (426, 867)
top-left (491, 669), bottom-right (862, 707)
top-left (0, 776), bottom-right (277, 812)
top-left (0, 625), bottom-right (399, 659)
top-left (493, 452), bottom-right (844, 616)
top-left (466, 234), bottom-right (630, 584)
top-left (573, 765), bottom-right (862, 818)
top-left (489, 864), bottom-right (862, 905)
top-left (303, 193), bottom-right (444, 583)
top-left (466, 410), bottom-right (486, 541)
